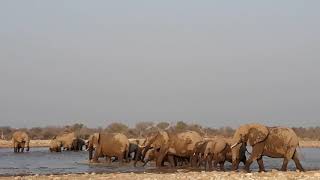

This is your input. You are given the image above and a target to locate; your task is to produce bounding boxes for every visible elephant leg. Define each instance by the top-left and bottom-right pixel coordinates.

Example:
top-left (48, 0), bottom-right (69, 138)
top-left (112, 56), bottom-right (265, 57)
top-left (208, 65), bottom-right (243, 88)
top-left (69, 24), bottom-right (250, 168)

top-left (204, 155), bottom-right (210, 170)
top-left (21, 143), bottom-right (25, 153)
top-left (257, 157), bottom-right (266, 172)
top-left (219, 162), bottom-right (225, 171)
top-left (245, 141), bottom-right (265, 172)
top-left (118, 154), bottom-right (124, 166)
top-left (281, 158), bottom-right (289, 171)
top-left (213, 159), bottom-right (218, 171)
top-left (92, 148), bottom-right (101, 163)
top-left (232, 159), bottom-right (240, 171)
top-left (168, 155), bottom-right (175, 167)
top-left (13, 142), bottom-right (17, 153)
top-left (208, 155), bottom-right (213, 170)
top-left (292, 151), bottom-right (305, 172)
top-left (156, 150), bottom-right (168, 167)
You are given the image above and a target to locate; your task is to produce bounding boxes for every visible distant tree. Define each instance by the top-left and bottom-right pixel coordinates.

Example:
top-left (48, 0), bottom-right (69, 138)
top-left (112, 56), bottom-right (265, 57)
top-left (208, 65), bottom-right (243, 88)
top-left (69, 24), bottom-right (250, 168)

top-left (71, 123), bottom-right (84, 131)
top-left (188, 123), bottom-right (204, 135)
top-left (156, 122), bottom-right (170, 130)
top-left (105, 122), bottom-right (128, 133)
top-left (175, 121), bottom-right (188, 131)
top-left (135, 121), bottom-right (154, 137)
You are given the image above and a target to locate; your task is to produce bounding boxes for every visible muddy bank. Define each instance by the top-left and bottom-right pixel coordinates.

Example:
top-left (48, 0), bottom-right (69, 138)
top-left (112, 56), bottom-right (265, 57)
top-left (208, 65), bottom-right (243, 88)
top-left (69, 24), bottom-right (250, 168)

top-left (1, 139), bottom-right (320, 148)
top-left (2, 170), bottom-right (320, 180)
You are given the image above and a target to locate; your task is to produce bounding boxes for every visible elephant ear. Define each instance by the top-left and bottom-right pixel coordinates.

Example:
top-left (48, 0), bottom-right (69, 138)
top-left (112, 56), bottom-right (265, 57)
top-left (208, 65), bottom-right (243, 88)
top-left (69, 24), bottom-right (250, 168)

top-left (248, 125), bottom-right (269, 146)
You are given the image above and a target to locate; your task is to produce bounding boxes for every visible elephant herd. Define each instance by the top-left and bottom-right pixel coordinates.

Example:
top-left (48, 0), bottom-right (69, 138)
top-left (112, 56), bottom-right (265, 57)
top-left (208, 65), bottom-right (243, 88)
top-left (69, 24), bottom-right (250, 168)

top-left (11, 123), bottom-right (305, 172)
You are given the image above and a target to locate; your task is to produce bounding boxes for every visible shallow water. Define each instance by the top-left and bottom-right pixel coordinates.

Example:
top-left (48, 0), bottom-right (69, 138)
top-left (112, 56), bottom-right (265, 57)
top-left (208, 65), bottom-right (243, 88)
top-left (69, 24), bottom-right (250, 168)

top-left (0, 147), bottom-right (319, 176)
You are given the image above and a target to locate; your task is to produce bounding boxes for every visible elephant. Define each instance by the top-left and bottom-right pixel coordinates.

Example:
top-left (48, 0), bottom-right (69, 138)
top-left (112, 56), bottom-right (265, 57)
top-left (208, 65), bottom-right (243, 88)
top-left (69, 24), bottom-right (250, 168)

top-left (12, 131), bottom-right (30, 153)
top-left (191, 139), bottom-right (247, 170)
top-left (191, 140), bottom-right (208, 167)
top-left (128, 142), bottom-right (145, 166)
top-left (142, 130), bottom-right (203, 167)
top-left (71, 138), bottom-right (86, 151)
top-left (202, 139), bottom-right (247, 171)
top-left (88, 133), bottom-right (130, 164)
top-left (230, 123), bottom-right (304, 172)
top-left (142, 148), bottom-right (189, 167)
top-left (49, 132), bottom-right (78, 152)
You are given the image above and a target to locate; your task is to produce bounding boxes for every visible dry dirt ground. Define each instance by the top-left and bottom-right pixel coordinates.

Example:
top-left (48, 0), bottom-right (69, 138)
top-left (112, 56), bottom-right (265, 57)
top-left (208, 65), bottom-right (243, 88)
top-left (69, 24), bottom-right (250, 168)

top-left (2, 170), bottom-right (320, 180)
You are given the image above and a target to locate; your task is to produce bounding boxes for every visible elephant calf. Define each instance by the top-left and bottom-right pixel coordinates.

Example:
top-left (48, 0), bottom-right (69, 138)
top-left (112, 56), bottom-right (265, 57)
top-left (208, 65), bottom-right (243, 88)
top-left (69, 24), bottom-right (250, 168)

top-left (142, 148), bottom-right (189, 167)
top-left (193, 139), bottom-right (247, 171)
top-left (12, 131), bottom-right (30, 153)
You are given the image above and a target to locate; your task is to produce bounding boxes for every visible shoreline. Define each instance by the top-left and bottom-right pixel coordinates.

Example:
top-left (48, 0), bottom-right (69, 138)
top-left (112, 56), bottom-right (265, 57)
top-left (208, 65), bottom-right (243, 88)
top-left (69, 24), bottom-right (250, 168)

top-left (1, 170), bottom-right (320, 180)
top-left (1, 139), bottom-right (320, 148)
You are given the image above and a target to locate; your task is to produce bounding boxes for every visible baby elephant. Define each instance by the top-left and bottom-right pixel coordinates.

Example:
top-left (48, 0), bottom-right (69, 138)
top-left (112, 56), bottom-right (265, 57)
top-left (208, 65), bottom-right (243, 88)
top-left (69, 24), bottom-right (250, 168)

top-left (201, 139), bottom-right (247, 171)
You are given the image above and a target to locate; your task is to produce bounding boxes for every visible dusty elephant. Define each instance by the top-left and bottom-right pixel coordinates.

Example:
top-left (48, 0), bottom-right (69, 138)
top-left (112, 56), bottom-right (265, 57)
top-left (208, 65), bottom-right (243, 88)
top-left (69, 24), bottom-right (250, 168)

top-left (142, 130), bottom-right (203, 167)
top-left (191, 140), bottom-right (207, 167)
top-left (142, 148), bottom-right (189, 167)
top-left (128, 142), bottom-right (145, 166)
top-left (71, 138), bottom-right (86, 151)
top-left (49, 132), bottom-right (78, 152)
top-left (12, 131), bottom-right (30, 153)
top-left (202, 139), bottom-right (247, 171)
top-left (88, 133), bottom-right (130, 164)
top-left (230, 123), bottom-right (304, 172)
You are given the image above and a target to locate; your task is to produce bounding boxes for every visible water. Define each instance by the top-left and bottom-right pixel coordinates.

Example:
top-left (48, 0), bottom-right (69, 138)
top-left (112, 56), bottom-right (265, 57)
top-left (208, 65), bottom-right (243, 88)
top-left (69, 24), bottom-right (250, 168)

top-left (0, 147), bottom-right (319, 176)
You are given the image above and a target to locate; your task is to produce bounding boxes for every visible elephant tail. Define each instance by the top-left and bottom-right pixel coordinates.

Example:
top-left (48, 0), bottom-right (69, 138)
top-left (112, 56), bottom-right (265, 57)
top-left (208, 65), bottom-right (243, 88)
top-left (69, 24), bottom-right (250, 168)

top-left (124, 143), bottom-right (130, 161)
top-left (295, 143), bottom-right (305, 160)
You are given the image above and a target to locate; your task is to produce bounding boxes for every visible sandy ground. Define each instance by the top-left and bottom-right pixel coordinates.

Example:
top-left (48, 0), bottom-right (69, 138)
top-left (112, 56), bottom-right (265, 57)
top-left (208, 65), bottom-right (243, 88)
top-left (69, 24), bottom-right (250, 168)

top-left (1, 170), bottom-right (320, 180)
top-left (1, 139), bottom-right (320, 148)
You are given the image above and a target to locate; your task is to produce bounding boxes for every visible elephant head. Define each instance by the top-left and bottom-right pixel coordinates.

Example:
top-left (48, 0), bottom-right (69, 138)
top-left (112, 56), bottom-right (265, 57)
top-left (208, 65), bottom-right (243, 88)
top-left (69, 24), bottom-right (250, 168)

top-left (230, 124), bottom-right (269, 170)
top-left (141, 131), bottom-right (170, 166)
top-left (49, 139), bottom-right (62, 152)
top-left (88, 133), bottom-right (100, 160)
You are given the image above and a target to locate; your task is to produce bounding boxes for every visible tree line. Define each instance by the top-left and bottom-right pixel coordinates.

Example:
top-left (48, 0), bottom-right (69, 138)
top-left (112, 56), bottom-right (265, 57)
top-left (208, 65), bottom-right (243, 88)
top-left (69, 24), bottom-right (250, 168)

top-left (0, 121), bottom-right (319, 140)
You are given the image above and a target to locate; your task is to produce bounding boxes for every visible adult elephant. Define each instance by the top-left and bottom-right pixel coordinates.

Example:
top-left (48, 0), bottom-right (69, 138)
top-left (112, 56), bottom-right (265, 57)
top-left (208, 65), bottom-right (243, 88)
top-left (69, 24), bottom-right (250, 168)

top-left (49, 132), bottom-right (77, 152)
top-left (88, 133), bottom-right (129, 164)
top-left (12, 131), bottom-right (30, 153)
top-left (142, 130), bottom-right (203, 167)
top-left (230, 123), bottom-right (304, 172)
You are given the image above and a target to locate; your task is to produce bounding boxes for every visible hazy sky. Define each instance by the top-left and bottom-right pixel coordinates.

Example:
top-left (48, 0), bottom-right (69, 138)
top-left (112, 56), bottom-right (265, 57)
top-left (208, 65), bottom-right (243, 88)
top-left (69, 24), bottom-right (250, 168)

top-left (1, 1), bottom-right (320, 128)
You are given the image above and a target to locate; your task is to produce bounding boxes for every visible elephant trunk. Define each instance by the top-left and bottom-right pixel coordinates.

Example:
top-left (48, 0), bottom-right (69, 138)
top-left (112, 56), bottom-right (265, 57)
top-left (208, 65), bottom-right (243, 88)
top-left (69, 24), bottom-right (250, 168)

top-left (26, 140), bottom-right (30, 152)
top-left (142, 158), bottom-right (149, 167)
top-left (89, 147), bottom-right (93, 160)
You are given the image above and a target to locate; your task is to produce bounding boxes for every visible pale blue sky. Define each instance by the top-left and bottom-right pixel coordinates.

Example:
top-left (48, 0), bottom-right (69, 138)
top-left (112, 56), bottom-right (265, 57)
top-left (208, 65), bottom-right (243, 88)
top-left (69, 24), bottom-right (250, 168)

top-left (1, 1), bottom-right (320, 128)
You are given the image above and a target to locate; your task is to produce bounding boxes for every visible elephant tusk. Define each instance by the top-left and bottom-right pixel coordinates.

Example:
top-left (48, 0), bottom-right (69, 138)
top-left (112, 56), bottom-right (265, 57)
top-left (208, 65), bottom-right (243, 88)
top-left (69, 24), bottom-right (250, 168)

top-left (231, 142), bottom-right (240, 149)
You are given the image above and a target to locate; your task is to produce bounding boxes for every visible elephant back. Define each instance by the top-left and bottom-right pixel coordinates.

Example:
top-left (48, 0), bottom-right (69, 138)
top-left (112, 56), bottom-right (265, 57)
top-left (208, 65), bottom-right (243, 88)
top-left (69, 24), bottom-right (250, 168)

top-left (99, 133), bottom-right (129, 156)
top-left (52, 132), bottom-right (77, 149)
top-left (267, 127), bottom-right (299, 149)
top-left (12, 131), bottom-right (29, 143)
